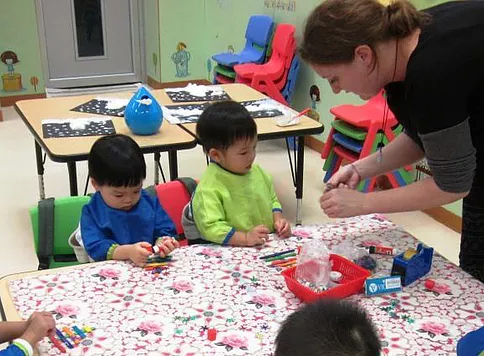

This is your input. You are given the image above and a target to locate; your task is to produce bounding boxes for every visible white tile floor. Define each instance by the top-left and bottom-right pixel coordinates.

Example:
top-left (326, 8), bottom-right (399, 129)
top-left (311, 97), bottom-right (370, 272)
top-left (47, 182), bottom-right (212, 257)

top-left (0, 105), bottom-right (460, 281)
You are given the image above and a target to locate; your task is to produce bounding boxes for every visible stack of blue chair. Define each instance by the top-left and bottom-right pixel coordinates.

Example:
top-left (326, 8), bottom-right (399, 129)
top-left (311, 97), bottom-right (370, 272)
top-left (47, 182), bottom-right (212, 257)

top-left (212, 15), bottom-right (274, 84)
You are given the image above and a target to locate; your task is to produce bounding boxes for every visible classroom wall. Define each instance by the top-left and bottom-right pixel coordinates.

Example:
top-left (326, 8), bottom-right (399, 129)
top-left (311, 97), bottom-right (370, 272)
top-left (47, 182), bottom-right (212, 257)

top-left (0, 0), bottom-right (45, 97)
top-left (144, 0), bottom-right (162, 83)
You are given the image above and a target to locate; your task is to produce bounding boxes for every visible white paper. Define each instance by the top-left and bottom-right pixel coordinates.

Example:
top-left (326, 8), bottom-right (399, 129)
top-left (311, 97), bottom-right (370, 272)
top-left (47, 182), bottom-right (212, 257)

top-left (165, 84), bottom-right (225, 97)
top-left (42, 118), bottom-right (111, 130)
top-left (95, 97), bottom-right (130, 110)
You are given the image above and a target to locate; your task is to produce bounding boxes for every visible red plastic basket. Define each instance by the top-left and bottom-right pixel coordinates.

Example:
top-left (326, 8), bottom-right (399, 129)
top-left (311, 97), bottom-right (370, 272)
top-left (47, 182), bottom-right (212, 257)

top-left (281, 254), bottom-right (371, 302)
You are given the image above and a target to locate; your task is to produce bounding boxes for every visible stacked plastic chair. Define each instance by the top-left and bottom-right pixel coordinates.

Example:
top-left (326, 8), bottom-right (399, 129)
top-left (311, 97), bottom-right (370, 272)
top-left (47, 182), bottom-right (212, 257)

top-left (234, 24), bottom-right (296, 99)
top-left (322, 91), bottom-right (414, 192)
top-left (212, 15), bottom-right (274, 84)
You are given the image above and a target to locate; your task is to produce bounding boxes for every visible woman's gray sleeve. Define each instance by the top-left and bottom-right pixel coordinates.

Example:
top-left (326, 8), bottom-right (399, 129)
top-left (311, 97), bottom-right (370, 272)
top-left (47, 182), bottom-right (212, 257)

top-left (418, 118), bottom-right (476, 193)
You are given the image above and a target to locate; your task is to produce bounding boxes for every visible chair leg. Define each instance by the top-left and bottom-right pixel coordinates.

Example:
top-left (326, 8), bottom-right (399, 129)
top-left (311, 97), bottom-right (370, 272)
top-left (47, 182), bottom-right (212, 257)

top-left (157, 161), bottom-right (167, 184)
top-left (83, 175), bottom-right (90, 196)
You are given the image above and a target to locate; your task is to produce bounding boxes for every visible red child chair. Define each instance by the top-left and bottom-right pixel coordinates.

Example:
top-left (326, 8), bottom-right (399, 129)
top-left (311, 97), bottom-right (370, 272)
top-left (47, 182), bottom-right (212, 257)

top-left (234, 24), bottom-right (296, 85)
top-left (155, 178), bottom-right (197, 247)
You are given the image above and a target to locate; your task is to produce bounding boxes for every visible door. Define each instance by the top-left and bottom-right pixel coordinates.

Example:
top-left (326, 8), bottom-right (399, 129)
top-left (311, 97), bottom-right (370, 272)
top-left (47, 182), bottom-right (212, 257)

top-left (36, 0), bottom-right (143, 88)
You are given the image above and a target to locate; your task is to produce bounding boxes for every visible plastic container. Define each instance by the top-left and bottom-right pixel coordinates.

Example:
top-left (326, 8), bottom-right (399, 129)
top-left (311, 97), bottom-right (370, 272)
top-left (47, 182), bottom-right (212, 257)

top-left (282, 254), bottom-right (371, 302)
top-left (124, 86), bottom-right (163, 135)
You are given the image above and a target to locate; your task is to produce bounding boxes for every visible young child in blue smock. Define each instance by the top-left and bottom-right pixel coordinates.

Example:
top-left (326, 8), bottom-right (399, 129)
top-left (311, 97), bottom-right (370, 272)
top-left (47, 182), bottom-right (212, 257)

top-left (75, 134), bottom-right (179, 266)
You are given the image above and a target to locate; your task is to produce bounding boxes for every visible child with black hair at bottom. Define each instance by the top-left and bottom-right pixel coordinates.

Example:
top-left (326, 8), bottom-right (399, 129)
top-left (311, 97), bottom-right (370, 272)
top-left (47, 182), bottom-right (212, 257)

top-left (74, 134), bottom-right (179, 266)
top-left (275, 299), bottom-right (381, 356)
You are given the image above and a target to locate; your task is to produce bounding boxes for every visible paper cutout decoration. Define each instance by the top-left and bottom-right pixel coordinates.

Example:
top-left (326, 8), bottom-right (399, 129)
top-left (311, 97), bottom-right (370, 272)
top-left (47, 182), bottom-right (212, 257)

top-left (71, 98), bottom-right (129, 117)
top-left (42, 118), bottom-right (115, 138)
top-left (165, 84), bottom-right (231, 103)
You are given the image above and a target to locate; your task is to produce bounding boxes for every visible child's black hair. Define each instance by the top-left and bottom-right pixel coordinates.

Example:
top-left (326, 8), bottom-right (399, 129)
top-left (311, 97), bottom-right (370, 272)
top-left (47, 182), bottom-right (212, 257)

top-left (196, 101), bottom-right (257, 152)
top-left (88, 134), bottom-right (146, 187)
top-left (275, 299), bottom-right (381, 356)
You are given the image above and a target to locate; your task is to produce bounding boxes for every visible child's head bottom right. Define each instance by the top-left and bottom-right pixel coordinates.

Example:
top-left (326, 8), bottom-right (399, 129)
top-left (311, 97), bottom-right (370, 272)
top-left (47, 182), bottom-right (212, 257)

top-left (275, 299), bottom-right (381, 356)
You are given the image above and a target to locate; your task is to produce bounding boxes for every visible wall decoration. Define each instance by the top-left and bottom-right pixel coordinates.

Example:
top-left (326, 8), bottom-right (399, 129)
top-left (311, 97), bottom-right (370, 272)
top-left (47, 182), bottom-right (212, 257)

top-left (206, 59), bottom-right (212, 82)
top-left (308, 85), bottom-right (321, 121)
top-left (309, 85), bottom-right (320, 109)
top-left (227, 45), bottom-right (235, 54)
top-left (152, 53), bottom-right (158, 75)
top-left (171, 42), bottom-right (191, 78)
top-left (217, 0), bottom-right (233, 9)
top-left (30, 76), bottom-right (39, 92)
top-left (1, 50), bottom-right (22, 92)
top-left (263, 0), bottom-right (296, 11)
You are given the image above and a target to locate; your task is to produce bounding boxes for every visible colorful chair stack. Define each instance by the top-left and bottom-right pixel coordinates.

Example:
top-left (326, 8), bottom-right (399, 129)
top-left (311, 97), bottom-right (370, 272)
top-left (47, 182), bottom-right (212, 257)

top-left (322, 92), bottom-right (414, 192)
top-left (212, 15), bottom-right (274, 84)
top-left (234, 24), bottom-right (297, 105)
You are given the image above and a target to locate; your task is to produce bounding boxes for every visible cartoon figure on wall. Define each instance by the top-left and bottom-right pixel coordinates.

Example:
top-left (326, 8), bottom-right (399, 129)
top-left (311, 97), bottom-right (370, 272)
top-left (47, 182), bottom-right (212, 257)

top-left (308, 85), bottom-right (321, 121)
top-left (152, 53), bottom-right (158, 75)
top-left (227, 45), bottom-right (235, 54)
top-left (1, 51), bottom-right (23, 92)
top-left (171, 42), bottom-right (191, 78)
top-left (207, 58), bottom-right (212, 82)
top-left (30, 76), bottom-right (39, 92)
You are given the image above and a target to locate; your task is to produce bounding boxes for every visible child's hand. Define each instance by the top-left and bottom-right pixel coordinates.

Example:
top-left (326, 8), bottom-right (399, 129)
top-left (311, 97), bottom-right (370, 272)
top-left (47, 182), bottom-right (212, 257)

top-left (274, 218), bottom-right (291, 239)
top-left (129, 242), bottom-right (152, 267)
top-left (246, 225), bottom-right (270, 246)
top-left (21, 312), bottom-right (55, 346)
top-left (155, 237), bottom-right (180, 257)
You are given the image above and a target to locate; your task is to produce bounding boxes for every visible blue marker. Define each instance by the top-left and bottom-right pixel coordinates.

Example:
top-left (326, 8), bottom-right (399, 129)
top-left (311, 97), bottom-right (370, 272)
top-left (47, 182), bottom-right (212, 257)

top-left (72, 325), bottom-right (87, 339)
top-left (56, 328), bottom-right (74, 349)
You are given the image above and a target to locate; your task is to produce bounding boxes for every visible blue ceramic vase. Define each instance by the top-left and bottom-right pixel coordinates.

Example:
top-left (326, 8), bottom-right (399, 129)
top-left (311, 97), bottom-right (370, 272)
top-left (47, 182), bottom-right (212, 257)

top-left (124, 86), bottom-right (163, 135)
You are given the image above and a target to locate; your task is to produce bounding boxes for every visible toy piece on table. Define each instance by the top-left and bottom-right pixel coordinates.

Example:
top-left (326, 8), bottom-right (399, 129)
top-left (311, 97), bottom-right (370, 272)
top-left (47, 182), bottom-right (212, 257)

top-left (364, 275), bottom-right (402, 296)
top-left (49, 334), bottom-right (66, 353)
top-left (55, 328), bottom-right (74, 349)
top-left (207, 328), bottom-right (217, 341)
top-left (330, 271), bottom-right (343, 283)
top-left (391, 243), bottom-right (434, 286)
top-left (366, 245), bottom-right (397, 256)
top-left (424, 279), bottom-right (435, 290)
top-left (51, 325), bottom-right (95, 352)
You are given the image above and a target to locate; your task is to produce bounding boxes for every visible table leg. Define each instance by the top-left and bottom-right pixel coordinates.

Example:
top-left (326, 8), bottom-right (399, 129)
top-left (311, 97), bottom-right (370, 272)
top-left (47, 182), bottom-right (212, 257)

top-left (35, 141), bottom-right (45, 200)
top-left (168, 150), bottom-right (178, 180)
top-left (67, 162), bottom-right (78, 196)
top-left (295, 136), bottom-right (305, 226)
top-left (154, 152), bottom-right (160, 185)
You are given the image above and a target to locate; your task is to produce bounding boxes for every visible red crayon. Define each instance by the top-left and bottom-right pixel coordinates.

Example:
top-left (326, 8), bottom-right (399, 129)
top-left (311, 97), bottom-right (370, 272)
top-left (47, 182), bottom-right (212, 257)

top-left (367, 245), bottom-right (396, 255)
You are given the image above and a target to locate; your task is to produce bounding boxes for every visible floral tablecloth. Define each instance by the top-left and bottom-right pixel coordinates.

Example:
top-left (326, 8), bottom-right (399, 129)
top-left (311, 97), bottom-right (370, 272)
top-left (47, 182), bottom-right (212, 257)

top-left (7, 214), bottom-right (484, 355)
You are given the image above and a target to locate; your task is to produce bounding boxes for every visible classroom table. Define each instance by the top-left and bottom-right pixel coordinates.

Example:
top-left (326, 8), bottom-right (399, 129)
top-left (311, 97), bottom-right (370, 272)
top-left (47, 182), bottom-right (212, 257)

top-left (156, 83), bottom-right (324, 225)
top-left (1, 215), bottom-right (482, 355)
top-left (15, 93), bottom-right (197, 199)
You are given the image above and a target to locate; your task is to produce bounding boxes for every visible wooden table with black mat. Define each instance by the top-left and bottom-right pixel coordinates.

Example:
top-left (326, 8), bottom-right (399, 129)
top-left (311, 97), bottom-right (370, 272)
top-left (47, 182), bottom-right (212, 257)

top-left (16, 92), bottom-right (197, 199)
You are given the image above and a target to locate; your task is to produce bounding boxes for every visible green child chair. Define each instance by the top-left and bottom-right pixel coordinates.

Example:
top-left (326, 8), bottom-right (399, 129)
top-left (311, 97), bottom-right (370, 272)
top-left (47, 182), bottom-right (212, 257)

top-left (30, 196), bottom-right (91, 270)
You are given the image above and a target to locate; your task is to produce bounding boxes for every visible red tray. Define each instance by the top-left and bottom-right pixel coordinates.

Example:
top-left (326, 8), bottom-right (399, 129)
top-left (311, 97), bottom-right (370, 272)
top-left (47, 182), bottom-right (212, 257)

top-left (281, 254), bottom-right (371, 302)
